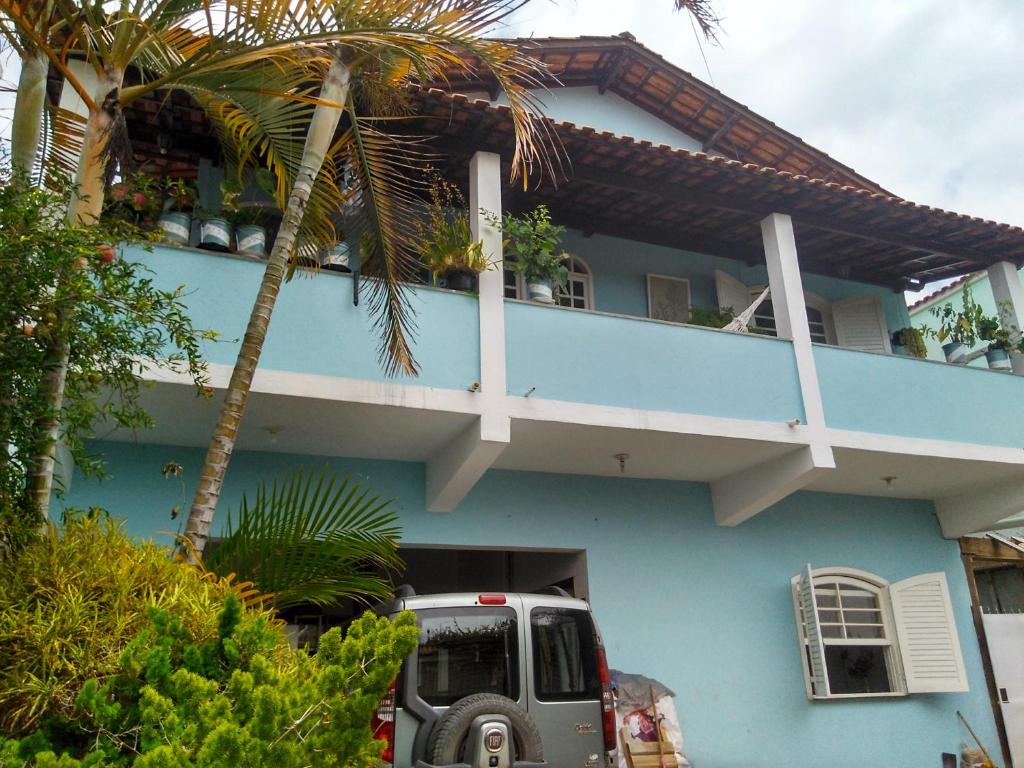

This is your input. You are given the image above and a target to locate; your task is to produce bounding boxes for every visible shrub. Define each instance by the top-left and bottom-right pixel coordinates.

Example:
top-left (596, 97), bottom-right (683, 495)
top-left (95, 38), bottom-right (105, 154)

top-left (0, 515), bottom-right (279, 734)
top-left (0, 516), bottom-right (420, 767)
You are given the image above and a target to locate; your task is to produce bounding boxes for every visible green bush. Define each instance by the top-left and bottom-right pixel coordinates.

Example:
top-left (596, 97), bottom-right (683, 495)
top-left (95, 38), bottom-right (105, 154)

top-left (0, 516), bottom-right (419, 766)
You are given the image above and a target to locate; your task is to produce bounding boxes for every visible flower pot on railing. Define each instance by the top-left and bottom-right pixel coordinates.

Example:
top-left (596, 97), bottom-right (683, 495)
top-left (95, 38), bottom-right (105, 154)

top-left (528, 279), bottom-right (554, 303)
top-left (199, 218), bottom-right (232, 252)
top-left (986, 347), bottom-right (1012, 371)
top-left (321, 242), bottom-right (352, 273)
top-left (235, 224), bottom-right (266, 257)
top-left (444, 269), bottom-right (476, 292)
top-left (942, 341), bottom-right (967, 364)
top-left (158, 211), bottom-right (191, 245)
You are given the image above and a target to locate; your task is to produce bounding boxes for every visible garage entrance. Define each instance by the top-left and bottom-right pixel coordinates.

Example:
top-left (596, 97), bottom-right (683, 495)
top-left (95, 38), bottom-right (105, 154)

top-left (399, 545), bottom-right (589, 599)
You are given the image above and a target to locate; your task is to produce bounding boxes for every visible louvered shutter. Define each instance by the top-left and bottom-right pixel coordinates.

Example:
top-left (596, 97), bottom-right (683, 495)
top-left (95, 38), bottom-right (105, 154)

top-left (714, 270), bottom-right (751, 318)
top-left (888, 572), bottom-right (968, 693)
top-left (797, 564), bottom-right (830, 697)
top-left (832, 295), bottom-right (892, 353)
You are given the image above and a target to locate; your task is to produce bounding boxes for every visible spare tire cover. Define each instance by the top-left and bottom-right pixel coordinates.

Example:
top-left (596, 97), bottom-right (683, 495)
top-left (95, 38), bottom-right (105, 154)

top-left (427, 693), bottom-right (544, 764)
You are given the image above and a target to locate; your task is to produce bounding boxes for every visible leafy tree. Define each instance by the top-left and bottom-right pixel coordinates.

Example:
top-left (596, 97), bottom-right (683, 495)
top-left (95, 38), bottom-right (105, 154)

top-left (201, 468), bottom-right (403, 611)
top-left (0, 171), bottom-right (209, 548)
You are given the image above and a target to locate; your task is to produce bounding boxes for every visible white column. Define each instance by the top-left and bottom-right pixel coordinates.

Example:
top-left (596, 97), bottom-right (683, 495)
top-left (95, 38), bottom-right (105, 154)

top-left (426, 152), bottom-right (510, 512)
top-left (469, 151), bottom-right (507, 401)
top-left (987, 261), bottom-right (1024, 375)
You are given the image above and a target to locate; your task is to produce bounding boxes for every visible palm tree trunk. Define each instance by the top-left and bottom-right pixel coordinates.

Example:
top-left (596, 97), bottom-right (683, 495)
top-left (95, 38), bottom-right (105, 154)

top-left (184, 55), bottom-right (351, 559)
top-left (24, 68), bottom-right (122, 524)
top-left (11, 50), bottom-right (49, 177)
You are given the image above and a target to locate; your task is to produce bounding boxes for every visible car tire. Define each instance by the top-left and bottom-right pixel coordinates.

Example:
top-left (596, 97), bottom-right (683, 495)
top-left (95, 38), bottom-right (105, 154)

top-left (427, 693), bottom-right (544, 764)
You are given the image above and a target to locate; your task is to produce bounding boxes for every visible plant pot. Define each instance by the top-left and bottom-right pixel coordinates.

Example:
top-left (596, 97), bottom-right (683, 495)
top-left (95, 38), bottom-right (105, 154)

top-left (891, 343), bottom-right (908, 357)
top-left (443, 269), bottom-right (477, 292)
top-left (235, 224), bottom-right (266, 257)
top-left (321, 242), bottom-right (352, 273)
top-left (158, 211), bottom-right (192, 245)
top-left (199, 218), bottom-right (232, 252)
top-left (986, 347), bottom-right (1012, 371)
top-left (527, 279), bottom-right (554, 303)
top-left (942, 341), bottom-right (967, 364)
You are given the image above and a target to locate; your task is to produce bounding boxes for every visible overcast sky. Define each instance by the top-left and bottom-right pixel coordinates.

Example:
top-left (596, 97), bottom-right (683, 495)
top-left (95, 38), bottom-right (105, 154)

top-left (505, 0), bottom-right (1024, 230)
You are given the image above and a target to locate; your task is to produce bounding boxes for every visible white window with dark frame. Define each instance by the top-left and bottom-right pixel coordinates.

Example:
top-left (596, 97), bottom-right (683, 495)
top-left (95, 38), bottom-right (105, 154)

top-left (557, 256), bottom-right (593, 310)
top-left (792, 565), bottom-right (968, 700)
top-left (749, 288), bottom-right (834, 345)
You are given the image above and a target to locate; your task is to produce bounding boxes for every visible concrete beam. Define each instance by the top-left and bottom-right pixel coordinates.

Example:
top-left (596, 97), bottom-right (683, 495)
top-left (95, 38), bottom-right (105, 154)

top-left (426, 415), bottom-right (510, 512)
top-left (987, 261), bottom-right (1024, 375)
top-left (936, 472), bottom-right (1024, 538)
top-left (712, 446), bottom-right (833, 527)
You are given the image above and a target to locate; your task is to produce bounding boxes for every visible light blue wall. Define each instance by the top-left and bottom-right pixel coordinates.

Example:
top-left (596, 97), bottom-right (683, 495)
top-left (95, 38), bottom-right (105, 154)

top-left (558, 229), bottom-right (912, 333)
top-left (505, 300), bottom-right (805, 422)
top-left (815, 344), bottom-right (1024, 446)
top-left (61, 442), bottom-right (998, 768)
top-left (475, 86), bottom-right (704, 151)
top-left (123, 244), bottom-right (479, 390)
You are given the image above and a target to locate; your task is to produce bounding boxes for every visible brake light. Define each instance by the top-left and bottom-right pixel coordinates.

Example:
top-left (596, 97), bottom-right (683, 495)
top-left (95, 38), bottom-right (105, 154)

top-left (596, 646), bottom-right (616, 752)
top-left (371, 681), bottom-right (396, 764)
top-left (478, 593), bottom-right (506, 605)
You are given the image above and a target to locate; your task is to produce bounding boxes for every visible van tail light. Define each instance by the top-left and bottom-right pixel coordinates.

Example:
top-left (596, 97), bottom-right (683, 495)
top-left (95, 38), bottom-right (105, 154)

top-left (596, 646), bottom-right (616, 753)
top-left (372, 680), bottom-right (397, 764)
top-left (478, 593), bottom-right (506, 605)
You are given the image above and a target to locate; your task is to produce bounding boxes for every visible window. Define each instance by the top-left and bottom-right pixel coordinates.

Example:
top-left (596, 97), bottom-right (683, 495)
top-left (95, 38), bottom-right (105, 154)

top-left (792, 566), bottom-right (968, 700)
top-left (530, 607), bottom-right (601, 701)
top-left (646, 274), bottom-right (691, 324)
top-left (751, 290), bottom-right (832, 344)
top-left (415, 607), bottom-right (519, 706)
top-left (503, 258), bottom-right (523, 299)
top-left (557, 257), bottom-right (593, 310)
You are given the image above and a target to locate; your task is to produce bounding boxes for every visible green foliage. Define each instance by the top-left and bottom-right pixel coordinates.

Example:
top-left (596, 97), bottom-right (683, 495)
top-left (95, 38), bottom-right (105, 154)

top-left (977, 303), bottom-right (1024, 353)
top-left (0, 169), bottom-right (211, 548)
top-left (414, 175), bottom-right (487, 283)
top-left (202, 468), bottom-right (403, 611)
top-left (1, 568), bottom-right (419, 767)
top-left (105, 173), bottom-right (163, 224)
top-left (490, 205), bottom-right (570, 290)
top-left (161, 179), bottom-right (198, 214)
top-left (927, 284), bottom-right (984, 347)
top-left (892, 327), bottom-right (929, 358)
top-left (687, 305), bottom-right (734, 329)
top-left (0, 515), bottom-right (279, 735)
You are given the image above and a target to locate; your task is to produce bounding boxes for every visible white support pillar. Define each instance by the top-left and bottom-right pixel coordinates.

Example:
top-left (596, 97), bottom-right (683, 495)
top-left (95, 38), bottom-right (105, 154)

top-left (427, 152), bottom-right (510, 512)
top-left (987, 261), bottom-right (1024, 375)
top-left (711, 215), bottom-right (835, 527)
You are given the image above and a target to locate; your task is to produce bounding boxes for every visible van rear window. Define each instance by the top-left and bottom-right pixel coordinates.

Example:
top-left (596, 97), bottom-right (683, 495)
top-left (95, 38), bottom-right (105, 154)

top-left (530, 607), bottom-right (601, 702)
top-left (415, 607), bottom-right (519, 706)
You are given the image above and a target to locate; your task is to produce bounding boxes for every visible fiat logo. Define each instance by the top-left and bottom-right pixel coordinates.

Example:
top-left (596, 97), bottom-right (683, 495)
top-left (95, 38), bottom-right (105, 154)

top-left (484, 728), bottom-right (505, 753)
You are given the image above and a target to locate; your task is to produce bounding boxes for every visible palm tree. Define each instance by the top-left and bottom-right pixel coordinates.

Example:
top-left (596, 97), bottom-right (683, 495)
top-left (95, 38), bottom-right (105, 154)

top-left (201, 468), bottom-right (403, 610)
top-left (0, 0), bottom-right (355, 521)
top-left (674, 0), bottom-right (721, 41)
top-left (183, 0), bottom-right (555, 559)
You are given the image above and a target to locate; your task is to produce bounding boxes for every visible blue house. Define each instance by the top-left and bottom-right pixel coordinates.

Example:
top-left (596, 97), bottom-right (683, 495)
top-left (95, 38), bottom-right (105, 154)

top-left (58, 35), bottom-right (1024, 767)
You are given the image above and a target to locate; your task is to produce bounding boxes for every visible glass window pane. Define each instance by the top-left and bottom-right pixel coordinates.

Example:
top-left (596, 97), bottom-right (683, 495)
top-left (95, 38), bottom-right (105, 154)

top-left (821, 624), bottom-right (843, 639)
top-left (816, 591), bottom-right (838, 609)
top-left (846, 625), bottom-right (885, 639)
top-left (824, 645), bottom-right (892, 695)
top-left (844, 610), bottom-right (882, 625)
top-left (839, 593), bottom-right (877, 610)
top-left (531, 607), bottom-right (601, 702)
top-left (818, 610), bottom-right (841, 624)
top-left (415, 607), bottom-right (519, 706)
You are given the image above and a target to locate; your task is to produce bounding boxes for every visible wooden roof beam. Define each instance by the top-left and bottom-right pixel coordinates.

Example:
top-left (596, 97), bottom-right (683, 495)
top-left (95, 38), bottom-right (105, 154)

top-left (598, 49), bottom-right (628, 94)
top-left (703, 112), bottom-right (741, 152)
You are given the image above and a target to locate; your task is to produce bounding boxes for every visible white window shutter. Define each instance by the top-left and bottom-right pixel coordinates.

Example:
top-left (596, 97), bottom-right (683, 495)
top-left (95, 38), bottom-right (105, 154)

top-left (797, 564), bottom-right (830, 697)
top-left (714, 270), bottom-right (750, 318)
top-left (832, 295), bottom-right (892, 354)
top-left (888, 572), bottom-right (969, 693)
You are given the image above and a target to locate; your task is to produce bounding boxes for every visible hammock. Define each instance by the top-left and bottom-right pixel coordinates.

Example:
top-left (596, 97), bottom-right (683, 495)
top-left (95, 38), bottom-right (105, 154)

top-left (723, 286), bottom-right (770, 332)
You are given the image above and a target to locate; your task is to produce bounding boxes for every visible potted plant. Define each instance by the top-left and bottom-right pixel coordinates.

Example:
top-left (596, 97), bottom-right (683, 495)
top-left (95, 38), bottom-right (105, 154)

top-left (415, 176), bottom-right (489, 291)
top-left (321, 240), bottom-right (353, 273)
top-left (195, 180), bottom-right (237, 252)
top-left (688, 306), bottom-right (734, 328)
top-left (890, 327), bottom-right (928, 359)
top-left (977, 311), bottom-right (1024, 371)
top-left (229, 205), bottom-right (269, 257)
top-left (105, 172), bottom-right (161, 226)
top-left (157, 178), bottom-right (197, 245)
top-left (927, 285), bottom-right (983, 363)
top-left (492, 204), bottom-right (569, 303)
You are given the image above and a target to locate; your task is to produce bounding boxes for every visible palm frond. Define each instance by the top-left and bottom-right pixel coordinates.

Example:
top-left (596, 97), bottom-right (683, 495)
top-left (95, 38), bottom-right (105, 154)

top-left (202, 467), bottom-right (403, 611)
top-left (674, 0), bottom-right (722, 43)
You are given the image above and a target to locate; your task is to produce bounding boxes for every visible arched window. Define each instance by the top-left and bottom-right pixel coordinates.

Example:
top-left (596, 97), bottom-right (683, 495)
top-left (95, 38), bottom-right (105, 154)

top-left (751, 289), bottom-right (835, 344)
top-left (791, 565), bottom-right (969, 700)
top-left (557, 256), bottom-right (593, 310)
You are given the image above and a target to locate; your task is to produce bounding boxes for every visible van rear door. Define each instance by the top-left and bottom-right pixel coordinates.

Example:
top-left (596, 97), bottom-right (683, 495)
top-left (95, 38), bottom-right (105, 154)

top-left (526, 605), bottom-right (607, 767)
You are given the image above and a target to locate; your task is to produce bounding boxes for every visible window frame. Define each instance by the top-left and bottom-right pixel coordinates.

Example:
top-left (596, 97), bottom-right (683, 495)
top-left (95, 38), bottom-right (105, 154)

top-left (556, 255), bottom-right (594, 310)
top-left (646, 273), bottom-right (692, 324)
top-left (750, 287), bottom-right (836, 345)
top-left (790, 567), bottom-right (907, 700)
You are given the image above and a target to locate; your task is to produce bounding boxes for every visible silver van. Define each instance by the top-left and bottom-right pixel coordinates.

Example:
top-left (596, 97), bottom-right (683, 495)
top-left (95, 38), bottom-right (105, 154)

top-left (372, 589), bottom-right (616, 768)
